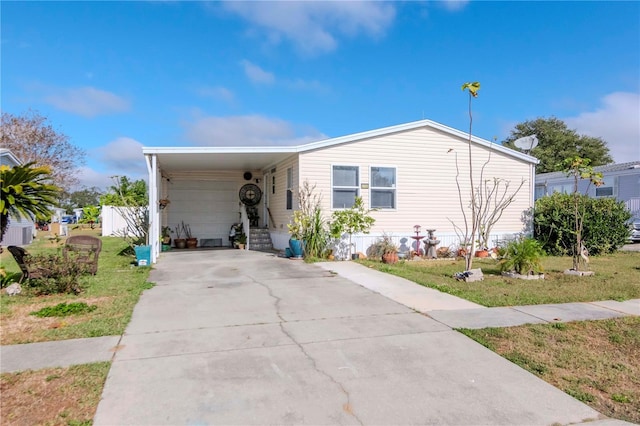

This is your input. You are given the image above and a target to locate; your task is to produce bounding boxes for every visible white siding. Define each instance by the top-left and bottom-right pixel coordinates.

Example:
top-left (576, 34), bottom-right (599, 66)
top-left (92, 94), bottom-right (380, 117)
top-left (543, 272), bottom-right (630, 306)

top-left (261, 155), bottom-right (299, 232)
top-left (162, 170), bottom-right (264, 243)
top-left (299, 126), bottom-right (533, 247)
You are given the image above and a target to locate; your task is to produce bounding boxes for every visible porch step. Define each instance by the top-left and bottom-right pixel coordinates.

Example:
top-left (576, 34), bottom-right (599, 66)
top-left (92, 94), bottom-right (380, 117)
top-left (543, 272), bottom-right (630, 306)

top-left (249, 227), bottom-right (273, 251)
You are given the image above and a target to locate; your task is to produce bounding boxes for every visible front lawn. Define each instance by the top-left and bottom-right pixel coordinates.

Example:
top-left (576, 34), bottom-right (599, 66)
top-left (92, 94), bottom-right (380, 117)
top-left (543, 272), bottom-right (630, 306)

top-left (461, 317), bottom-right (640, 423)
top-left (1, 229), bottom-right (152, 345)
top-left (360, 252), bottom-right (640, 306)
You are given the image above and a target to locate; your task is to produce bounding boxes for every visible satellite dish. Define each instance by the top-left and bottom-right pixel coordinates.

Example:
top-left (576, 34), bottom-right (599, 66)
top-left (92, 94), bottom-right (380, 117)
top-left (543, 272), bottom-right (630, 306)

top-left (513, 135), bottom-right (539, 153)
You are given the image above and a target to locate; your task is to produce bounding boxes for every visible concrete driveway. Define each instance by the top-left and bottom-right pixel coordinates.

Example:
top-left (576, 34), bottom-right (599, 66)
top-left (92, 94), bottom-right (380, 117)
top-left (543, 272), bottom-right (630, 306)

top-left (94, 250), bottom-right (602, 425)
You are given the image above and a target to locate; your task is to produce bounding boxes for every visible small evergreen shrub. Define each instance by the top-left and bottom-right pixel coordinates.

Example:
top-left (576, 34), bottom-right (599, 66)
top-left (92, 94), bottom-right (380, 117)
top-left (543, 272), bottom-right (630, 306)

top-left (30, 302), bottom-right (97, 317)
top-left (534, 193), bottom-right (631, 256)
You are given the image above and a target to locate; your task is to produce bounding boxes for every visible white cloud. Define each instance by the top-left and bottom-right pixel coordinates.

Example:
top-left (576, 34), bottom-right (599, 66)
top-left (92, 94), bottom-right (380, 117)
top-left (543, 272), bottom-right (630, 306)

top-left (44, 86), bottom-right (130, 117)
top-left (439, 1), bottom-right (470, 12)
top-left (95, 137), bottom-right (147, 175)
top-left (196, 85), bottom-right (235, 102)
top-left (241, 60), bottom-right (275, 84)
top-left (183, 115), bottom-right (327, 147)
top-left (74, 166), bottom-right (115, 191)
top-left (564, 92), bottom-right (640, 162)
top-left (223, 1), bottom-right (396, 54)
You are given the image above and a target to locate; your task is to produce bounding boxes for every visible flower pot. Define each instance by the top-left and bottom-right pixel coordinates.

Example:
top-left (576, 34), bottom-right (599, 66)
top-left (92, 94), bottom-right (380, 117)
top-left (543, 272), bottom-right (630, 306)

top-left (186, 238), bottom-right (198, 249)
top-left (289, 238), bottom-right (304, 258)
top-left (237, 243), bottom-right (245, 250)
top-left (475, 250), bottom-right (489, 258)
top-left (382, 252), bottom-right (398, 264)
top-left (162, 236), bottom-right (171, 245)
top-left (174, 238), bottom-right (186, 249)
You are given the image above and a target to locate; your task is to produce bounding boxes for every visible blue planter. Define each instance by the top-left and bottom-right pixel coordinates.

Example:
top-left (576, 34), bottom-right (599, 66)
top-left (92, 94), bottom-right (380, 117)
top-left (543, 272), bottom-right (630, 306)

top-left (134, 245), bottom-right (151, 266)
top-left (289, 238), bottom-right (304, 258)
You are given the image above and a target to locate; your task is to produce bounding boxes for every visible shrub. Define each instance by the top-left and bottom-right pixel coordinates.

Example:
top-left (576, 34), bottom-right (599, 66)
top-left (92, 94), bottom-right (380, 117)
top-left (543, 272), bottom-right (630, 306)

top-left (499, 237), bottom-right (545, 275)
top-left (534, 193), bottom-right (631, 256)
top-left (24, 253), bottom-right (87, 295)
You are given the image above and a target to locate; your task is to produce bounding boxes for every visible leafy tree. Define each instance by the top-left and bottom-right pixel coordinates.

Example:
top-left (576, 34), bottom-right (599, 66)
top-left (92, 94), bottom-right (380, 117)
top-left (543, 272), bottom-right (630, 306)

top-left (0, 163), bottom-right (61, 243)
top-left (502, 117), bottom-right (613, 173)
top-left (329, 196), bottom-right (375, 259)
top-left (80, 205), bottom-right (101, 229)
top-left (0, 110), bottom-right (86, 191)
top-left (60, 186), bottom-right (103, 214)
top-left (100, 176), bottom-right (148, 206)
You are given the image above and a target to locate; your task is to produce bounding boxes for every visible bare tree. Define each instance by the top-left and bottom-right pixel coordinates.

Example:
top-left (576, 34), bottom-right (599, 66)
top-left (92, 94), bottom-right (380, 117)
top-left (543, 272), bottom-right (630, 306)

top-left (0, 110), bottom-right (86, 191)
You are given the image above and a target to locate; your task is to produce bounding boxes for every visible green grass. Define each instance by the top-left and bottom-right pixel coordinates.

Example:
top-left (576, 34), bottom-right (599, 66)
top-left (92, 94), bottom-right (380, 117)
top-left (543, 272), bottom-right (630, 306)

top-left (1, 230), bottom-right (152, 344)
top-left (1, 361), bottom-right (110, 425)
top-left (460, 317), bottom-right (640, 423)
top-left (360, 251), bottom-right (640, 306)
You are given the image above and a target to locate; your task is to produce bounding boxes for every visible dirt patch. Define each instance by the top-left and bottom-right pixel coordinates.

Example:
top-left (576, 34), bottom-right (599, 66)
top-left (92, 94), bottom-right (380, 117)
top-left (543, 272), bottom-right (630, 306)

top-left (0, 297), bottom-right (112, 345)
top-left (0, 362), bottom-right (109, 426)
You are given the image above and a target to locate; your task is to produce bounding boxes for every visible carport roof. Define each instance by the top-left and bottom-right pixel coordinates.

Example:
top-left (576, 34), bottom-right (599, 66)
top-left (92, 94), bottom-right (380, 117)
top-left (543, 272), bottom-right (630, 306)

top-left (143, 119), bottom-right (539, 172)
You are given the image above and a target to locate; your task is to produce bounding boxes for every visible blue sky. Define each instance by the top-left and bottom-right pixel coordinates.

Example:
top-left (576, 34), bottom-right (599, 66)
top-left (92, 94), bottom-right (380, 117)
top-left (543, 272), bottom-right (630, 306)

top-left (3, 1), bottom-right (639, 189)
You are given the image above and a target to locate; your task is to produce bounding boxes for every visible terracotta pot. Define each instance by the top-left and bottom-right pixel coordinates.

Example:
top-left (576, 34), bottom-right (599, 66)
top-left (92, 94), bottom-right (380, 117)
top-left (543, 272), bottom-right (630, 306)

top-left (174, 238), bottom-right (186, 249)
top-left (382, 252), bottom-right (399, 264)
top-left (475, 250), bottom-right (489, 258)
top-left (186, 238), bottom-right (198, 249)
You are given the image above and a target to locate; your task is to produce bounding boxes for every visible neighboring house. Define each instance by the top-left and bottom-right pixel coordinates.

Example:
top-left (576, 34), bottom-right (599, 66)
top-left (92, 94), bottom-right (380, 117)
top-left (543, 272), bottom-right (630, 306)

top-left (0, 148), bottom-right (35, 246)
top-left (143, 119), bottom-right (538, 263)
top-left (535, 161), bottom-right (640, 216)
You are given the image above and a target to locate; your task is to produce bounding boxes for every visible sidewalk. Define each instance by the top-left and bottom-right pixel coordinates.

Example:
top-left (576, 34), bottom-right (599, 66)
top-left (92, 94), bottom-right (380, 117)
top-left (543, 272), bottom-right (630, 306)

top-left (318, 261), bottom-right (640, 329)
top-left (1, 260), bottom-right (638, 374)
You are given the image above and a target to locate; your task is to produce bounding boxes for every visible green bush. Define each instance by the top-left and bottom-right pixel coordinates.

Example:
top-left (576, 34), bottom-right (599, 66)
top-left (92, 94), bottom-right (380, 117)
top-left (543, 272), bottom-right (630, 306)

top-left (534, 193), bottom-right (631, 256)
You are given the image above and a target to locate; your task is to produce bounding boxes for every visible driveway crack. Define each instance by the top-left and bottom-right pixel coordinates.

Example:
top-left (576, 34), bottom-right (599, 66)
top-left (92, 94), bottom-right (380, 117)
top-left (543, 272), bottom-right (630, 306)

top-left (251, 277), bottom-right (364, 425)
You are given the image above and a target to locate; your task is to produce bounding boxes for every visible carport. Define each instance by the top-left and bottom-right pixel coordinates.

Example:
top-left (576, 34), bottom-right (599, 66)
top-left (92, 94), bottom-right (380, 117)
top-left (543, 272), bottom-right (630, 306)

top-left (143, 147), bottom-right (297, 263)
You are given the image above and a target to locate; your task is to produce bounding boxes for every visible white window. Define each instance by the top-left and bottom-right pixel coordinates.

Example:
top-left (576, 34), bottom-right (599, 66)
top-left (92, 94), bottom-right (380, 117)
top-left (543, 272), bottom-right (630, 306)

top-left (370, 166), bottom-right (396, 209)
top-left (332, 165), bottom-right (359, 209)
top-left (595, 176), bottom-right (616, 197)
top-left (286, 168), bottom-right (293, 210)
top-left (550, 183), bottom-right (573, 194)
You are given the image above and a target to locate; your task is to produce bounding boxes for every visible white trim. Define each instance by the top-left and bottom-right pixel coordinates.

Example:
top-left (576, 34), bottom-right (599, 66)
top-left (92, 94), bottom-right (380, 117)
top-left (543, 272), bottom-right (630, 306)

top-left (331, 164), bottom-right (360, 210)
top-left (369, 165), bottom-right (397, 210)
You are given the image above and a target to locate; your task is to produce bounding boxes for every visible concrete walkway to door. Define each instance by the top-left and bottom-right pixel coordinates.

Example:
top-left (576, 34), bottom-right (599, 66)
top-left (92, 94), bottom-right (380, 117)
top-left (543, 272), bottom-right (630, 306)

top-left (93, 250), bottom-right (621, 425)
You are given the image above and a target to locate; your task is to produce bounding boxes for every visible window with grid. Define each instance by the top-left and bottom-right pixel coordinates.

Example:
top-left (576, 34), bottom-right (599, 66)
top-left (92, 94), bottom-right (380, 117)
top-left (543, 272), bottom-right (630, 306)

top-left (370, 166), bottom-right (396, 209)
top-left (286, 168), bottom-right (293, 210)
top-left (332, 165), bottom-right (359, 209)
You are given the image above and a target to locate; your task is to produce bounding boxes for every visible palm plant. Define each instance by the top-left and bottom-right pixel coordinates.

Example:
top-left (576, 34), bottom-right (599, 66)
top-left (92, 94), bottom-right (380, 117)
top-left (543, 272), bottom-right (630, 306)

top-left (499, 237), bottom-right (545, 275)
top-left (1, 162), bottom-right (60, 243)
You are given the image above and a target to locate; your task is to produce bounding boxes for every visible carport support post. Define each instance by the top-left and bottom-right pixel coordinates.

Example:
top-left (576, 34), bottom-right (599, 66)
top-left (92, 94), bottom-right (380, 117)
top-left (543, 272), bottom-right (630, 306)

top-left (146, 153), bottom-right (160, 263)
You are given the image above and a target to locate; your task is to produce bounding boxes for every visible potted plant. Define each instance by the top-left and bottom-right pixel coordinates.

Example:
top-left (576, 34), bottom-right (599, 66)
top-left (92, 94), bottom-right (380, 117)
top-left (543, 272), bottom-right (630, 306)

top-left (236, 233), bottom-right (247, 250)
top-left (161, 226), bottom-right (172, 245)
top-left (499, 237), bottom-right (545, 279)
top-left (182, 221), bottom-right (197, 249)
top-left (159, 198), bottom-right (170, 210)
top-left (173, 224), bottom-right (186, 249)
top-left (379, 235), bottom-right (399, 264)
top-left (287, 211), bottom-right (306, 259)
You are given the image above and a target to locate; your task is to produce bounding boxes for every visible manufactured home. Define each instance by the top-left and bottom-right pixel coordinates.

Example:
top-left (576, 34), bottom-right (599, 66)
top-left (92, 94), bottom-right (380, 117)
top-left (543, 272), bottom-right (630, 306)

top-left (144, 119), bottom-right (538, 263)
top-left (535, 161), bottom-right (640, 215)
